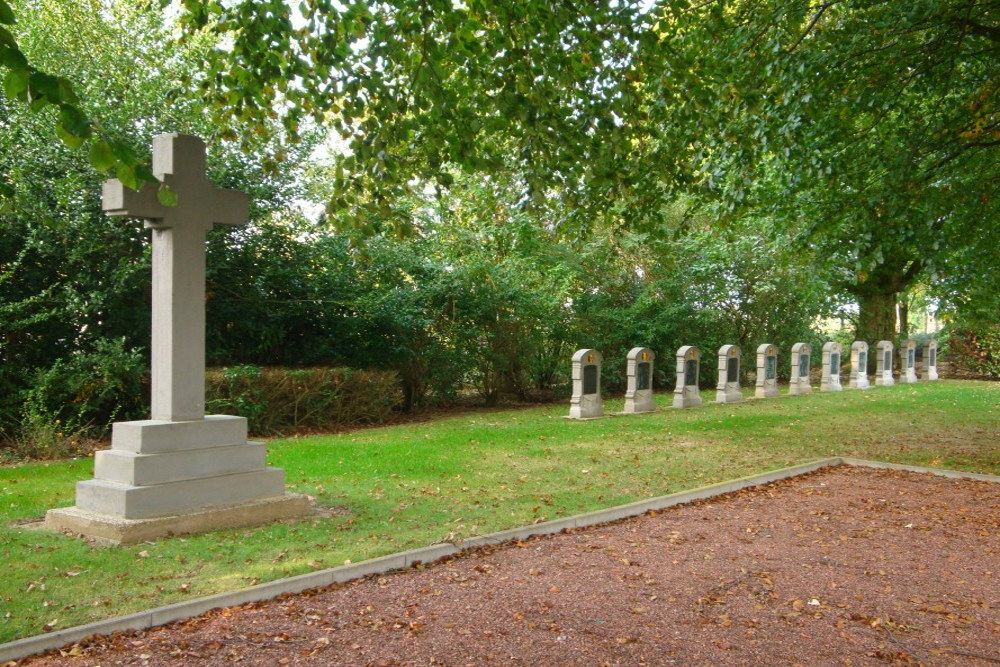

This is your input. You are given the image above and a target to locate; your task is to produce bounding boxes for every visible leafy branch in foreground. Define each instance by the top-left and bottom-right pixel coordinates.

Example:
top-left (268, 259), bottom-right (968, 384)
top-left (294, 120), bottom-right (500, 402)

top-left (0, 0), bottom-right (162, 199)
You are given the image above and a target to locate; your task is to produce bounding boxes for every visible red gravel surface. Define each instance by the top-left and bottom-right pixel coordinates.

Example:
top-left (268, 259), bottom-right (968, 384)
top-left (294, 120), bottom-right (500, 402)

top-left (16, 466), bottom-right (1000, 666)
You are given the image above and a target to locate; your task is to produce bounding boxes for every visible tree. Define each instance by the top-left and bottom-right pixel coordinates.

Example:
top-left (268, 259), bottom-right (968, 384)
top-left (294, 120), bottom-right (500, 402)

top-left (0, 0), bottom-right (312, 437)
top-left (639, 0), bottom-right (999, 343)
top-left (4, 0), bottom-right (995, 374)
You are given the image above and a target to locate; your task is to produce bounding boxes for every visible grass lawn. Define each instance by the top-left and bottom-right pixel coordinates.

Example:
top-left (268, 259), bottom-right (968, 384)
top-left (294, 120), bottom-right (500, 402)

top-left (1, 380), bottom-right (997, 643)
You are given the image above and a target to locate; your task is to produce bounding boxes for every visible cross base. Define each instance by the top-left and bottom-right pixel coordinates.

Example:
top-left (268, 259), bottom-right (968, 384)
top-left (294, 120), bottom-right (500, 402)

top-left (46, 494), bottom-right (311, 545)
top-left (45, 414), bottom-right (311, 543)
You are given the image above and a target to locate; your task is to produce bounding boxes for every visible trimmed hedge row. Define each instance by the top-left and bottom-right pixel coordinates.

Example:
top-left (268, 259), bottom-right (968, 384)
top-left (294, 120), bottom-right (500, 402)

top-left (205, 366), bottom-right (402, 436)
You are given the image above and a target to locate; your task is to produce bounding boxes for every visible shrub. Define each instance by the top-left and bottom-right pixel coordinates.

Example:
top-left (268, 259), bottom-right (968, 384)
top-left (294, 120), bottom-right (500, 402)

top-left (945, 324), bottom-right (1000, 379)
top-left (20, 338), bottom-right (147, 437)
top-left (205, 366), bottom-right (402, 436)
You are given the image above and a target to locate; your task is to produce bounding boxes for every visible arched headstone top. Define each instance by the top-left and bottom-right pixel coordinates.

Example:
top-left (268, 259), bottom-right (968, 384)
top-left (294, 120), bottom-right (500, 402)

top-left (677, 345), bottom-right (700, 359)
top-left (791, 342), bottom-right (811, 354)
top-left (757, 343), bottom-right (776, 356)
top-left (627, 347), bottom-right (655, 362)
top-left (823, 341), bottom-right (842, 354)
top-left (877, 340), bottom-right (894, 351)
top-left (851, 341), bottom-right (868, 352)
top-left (572, 348), bottom-right (603, 364)
top-left (719, 344), bottom-right (740, 357)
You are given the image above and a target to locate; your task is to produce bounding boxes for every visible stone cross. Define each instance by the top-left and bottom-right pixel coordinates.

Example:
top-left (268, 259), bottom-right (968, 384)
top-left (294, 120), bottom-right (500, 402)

top-left (103, 134), bottom-right (248, 422)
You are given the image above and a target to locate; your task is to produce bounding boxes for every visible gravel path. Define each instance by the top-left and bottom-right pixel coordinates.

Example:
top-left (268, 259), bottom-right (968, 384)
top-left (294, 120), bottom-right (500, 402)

top-left (17, 466), bottom-right (1000, 666)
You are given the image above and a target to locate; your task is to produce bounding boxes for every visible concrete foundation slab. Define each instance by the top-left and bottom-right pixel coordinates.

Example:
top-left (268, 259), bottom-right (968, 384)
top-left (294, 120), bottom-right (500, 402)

top-left (45, 492), bottom-right (312, 545)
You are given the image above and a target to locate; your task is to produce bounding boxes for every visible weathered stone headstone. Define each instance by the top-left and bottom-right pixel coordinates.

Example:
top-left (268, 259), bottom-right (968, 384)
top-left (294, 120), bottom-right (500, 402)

top-left (876, 340), bottom-right (895, 386)
top-left (920, 339), bottom-right (939, 381)
top-left (715, 345), bottom-right (742, 404)
top-left (46, 134), bottom-right (309, 544)
top-left (789, 343), bottom-right (812, 395)
top-left (673, 346), bottom-right (702, 408)
top-left (901, 339), bottom-right (918, 383)
top-left (755, 344), bottom-right (779, 398)
top-left (569, 349), bottom-right (603, 419)
top-left (624, 347), bottom-right (656, 414)
top-left (821, 342), bottom-right (843, 392)
top-left (849, 341), bottom-right (870, 389)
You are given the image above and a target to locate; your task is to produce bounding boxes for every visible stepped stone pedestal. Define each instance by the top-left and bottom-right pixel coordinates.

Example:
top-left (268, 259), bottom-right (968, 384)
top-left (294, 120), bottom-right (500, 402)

top-left (47, 416), bottom-right (309, 544)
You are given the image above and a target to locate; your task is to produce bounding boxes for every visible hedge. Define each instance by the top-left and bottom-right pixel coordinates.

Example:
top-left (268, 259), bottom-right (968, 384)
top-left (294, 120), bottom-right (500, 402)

top-left (205, 366), bottom-right (402, 436)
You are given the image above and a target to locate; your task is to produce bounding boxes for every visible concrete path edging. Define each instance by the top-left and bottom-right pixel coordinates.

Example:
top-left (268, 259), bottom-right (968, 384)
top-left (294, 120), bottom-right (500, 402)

top-left (842, 457), bottom-right (1000, 483)
top-left (3, 455), bottom-right (997, 663)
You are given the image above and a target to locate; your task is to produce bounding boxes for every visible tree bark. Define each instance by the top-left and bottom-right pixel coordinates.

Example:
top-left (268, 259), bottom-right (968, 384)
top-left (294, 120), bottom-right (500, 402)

top-left (856, 291), bottom-right (897, 373)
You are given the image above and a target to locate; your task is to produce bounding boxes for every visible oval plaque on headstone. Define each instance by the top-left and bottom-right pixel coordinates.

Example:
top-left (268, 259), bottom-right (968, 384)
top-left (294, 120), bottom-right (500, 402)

top-left (583, 364), bottom-right (598, 395)
top-left (907, 348), bottom-right (915, 368)
top-left (830, 352), bottom-right (840, 374)
top-left (766, 355), bottom-right (777, 380)
top-left (798, 354), bottom-right (809, 378)
top-left (929, 348), bottom-right (936, 367)
top-left (884, 349), bottom-right (892, 370)
top-left (859, 350), bottom-right (867, 370)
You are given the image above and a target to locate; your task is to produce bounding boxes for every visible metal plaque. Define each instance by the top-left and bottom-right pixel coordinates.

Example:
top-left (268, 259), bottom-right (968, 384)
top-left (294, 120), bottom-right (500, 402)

top-left (637, 362), bottom-right (651, 391)
top-left (583, 364), bottom-right (598, 395)
top-left (726, 357), bottom-right (739, 383)
top-left (685, 359), bottom-right (698, 386)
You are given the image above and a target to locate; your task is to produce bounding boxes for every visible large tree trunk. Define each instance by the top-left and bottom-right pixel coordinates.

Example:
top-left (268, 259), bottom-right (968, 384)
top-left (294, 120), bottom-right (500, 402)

top-left (856, 291), bottom-right (897, 374)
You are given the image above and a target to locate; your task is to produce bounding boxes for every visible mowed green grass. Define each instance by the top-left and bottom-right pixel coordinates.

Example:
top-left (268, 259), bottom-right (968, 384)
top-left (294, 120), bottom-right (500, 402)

top-left (1, 380), bottom-right (997, 643)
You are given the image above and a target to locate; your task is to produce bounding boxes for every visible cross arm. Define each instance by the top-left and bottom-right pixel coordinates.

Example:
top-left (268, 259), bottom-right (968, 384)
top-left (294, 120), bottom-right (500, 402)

top-left (210, 188), bottom-right (249, 227)
top-left (102, 179), bottom-right (166, 220)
